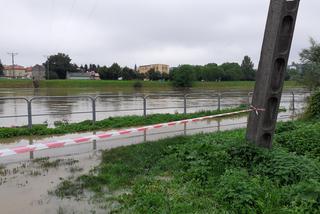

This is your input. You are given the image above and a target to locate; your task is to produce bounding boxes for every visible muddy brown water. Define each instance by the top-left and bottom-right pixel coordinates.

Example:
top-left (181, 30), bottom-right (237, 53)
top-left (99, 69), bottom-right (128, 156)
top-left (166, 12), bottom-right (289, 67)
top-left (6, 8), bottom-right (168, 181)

top-left (0, 88), bottom-right (309, 128)
top-left (0, 110), bottom-right (299, 213)
top-left (0, 87), bottom-right (308, 213)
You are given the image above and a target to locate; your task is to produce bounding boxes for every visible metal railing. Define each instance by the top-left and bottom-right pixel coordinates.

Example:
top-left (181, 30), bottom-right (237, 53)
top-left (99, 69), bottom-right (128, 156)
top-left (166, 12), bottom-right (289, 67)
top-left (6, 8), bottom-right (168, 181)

top-left (0, 91), bottom-right (310, 129)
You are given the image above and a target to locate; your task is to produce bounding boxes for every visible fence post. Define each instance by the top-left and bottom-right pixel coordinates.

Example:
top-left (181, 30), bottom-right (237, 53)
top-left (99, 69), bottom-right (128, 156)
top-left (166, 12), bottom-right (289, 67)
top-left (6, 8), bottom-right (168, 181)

top-left (291, 91), bottom-right (295, 112)
top-left (92, 98), bottom-right (96, 124)
top-left (248, 92), bottom-right (252, 107)
top-left (143, 96), bottom-right (147, 117)
top-left (217, 93), bottom-right (221, 111)
top-left (29, 138), bottom-right (34, 160)
top-left (27, 100), bottom-right (32, 129)
top-left (184, 94), bottom-right (187, 114)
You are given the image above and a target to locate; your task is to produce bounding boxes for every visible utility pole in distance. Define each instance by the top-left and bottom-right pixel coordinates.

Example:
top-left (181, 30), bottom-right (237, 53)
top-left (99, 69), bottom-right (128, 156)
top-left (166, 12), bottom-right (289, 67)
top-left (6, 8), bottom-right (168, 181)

top-left (246, 0), bottom-right (300, 148)
top-left (43, 55), bottom-right (50, 80)
top-left (7, 52), bottom-right (18, 78)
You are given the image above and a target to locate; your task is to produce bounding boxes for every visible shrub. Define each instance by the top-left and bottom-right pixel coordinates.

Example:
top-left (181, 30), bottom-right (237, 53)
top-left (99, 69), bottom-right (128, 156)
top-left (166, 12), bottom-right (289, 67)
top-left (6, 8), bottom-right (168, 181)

top-left (305, 90), bottom-right (320, 119)
top-left (172, 65), bottom-right (196, 88)
top-left (214, 169), bottom-right (267, 213)
top-left (275, 123), bottom-right (320, 158)
top-left (133, 81), bottom-right (143, 88)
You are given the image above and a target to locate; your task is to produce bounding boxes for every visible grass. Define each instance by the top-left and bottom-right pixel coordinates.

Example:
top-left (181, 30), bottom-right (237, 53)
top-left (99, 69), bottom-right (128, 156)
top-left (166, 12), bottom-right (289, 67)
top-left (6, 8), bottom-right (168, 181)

top-left (0, 106), bottom-right (247, 140)
top-left (0, 79), bottom-right (302, 91)
top-left (54, 118), bottom-right (320, 213)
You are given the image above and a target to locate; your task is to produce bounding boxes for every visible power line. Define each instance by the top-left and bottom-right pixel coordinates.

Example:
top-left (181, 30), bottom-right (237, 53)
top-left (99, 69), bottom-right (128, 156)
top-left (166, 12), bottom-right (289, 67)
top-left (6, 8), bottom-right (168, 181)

top-left (7, 52), bottom-right (18, 79)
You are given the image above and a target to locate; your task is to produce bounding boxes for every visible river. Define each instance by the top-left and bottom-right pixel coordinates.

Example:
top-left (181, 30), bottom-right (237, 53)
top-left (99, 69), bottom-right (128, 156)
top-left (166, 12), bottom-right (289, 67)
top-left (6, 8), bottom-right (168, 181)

top-left (0, 87), bottom-right (309, 127)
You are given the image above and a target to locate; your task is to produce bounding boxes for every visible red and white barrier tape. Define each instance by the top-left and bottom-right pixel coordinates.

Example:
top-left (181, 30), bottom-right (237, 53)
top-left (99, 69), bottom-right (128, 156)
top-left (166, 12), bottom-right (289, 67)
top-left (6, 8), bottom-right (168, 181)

top-left (0, 109), bottom-right (256, 158)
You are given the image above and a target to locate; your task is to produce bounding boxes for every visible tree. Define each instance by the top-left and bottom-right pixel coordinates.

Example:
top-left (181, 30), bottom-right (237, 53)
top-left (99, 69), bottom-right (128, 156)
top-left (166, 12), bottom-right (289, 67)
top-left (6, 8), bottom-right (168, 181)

top-left (98, 63), bottom-right (121, 80)
top-left (300, 38), bottom-right (320, 64)
top-left (301, 64), bottom-right (320, 90)
top-left (147, 69), bottom-right (162, 81)
top-left (0, 60), bottom-right (4, 76)
top-left (108, 63), bottom-right (121, 80)
top-left (241, 56), bottom-right (255, 80)
top-left (98, 66), bottom-right (109, 80)
top-left (172, 65), bottom-right (196, 87)
top-left (84, 64), bottom-right (88, 72)
top-left (299, 38), bottom-right (320, 89)
top-left (220, 63), bottom-right (243, 81)
top-left (121, 67), bottom-right (138, 80)
top-left (43, 53), bottom-right (75, 79)
top-left (202, 63), bottom-right (223, 81)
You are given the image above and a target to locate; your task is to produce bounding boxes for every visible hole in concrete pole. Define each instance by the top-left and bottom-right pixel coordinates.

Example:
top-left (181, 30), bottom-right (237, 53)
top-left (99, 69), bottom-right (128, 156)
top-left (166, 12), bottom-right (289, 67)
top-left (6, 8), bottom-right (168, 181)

top-left (261, 133), bottom-right (272, 147)
top-left (279, 16), bottom-right (293, 53)
top-left (271, 58), bottom-right (285, 91)
top-left (263, 97), bottom-right (278, 129)
top-left (286, 0), bottom-right (298, 11)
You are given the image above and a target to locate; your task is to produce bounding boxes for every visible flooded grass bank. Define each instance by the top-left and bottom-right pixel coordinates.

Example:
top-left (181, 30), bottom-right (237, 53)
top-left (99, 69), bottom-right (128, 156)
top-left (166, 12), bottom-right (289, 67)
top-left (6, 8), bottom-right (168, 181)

top-left (0, 106), bottom-right (247, 140)
top-left (54, 118), bottom-right (320, 213)
top-left (0, 110), bottom-right (299, 213)
top-left (0, 79), bottom-right (302, 91)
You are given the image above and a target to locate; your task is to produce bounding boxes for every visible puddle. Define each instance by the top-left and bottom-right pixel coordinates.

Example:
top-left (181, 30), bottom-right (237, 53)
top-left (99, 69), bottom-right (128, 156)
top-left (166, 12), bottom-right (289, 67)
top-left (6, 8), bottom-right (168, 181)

top-left (0, 152), bottom-right (109, 214)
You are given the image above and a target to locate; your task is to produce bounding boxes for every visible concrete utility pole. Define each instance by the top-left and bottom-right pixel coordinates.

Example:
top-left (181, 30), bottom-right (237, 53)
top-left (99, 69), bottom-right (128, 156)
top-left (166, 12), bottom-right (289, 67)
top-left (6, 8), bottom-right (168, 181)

top-left (7, 52), bottom-right (18, 78)
top-left (246, 0), bottom-right (300, 148)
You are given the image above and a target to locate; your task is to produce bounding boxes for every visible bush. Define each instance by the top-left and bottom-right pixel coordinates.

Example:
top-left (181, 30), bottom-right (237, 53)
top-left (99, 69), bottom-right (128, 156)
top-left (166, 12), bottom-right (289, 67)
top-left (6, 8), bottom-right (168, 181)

top-left (172, 65), bottom-right (196, 88)
top-left (275, 123), bottom-right (320, 159)
top-left (214, 169), bottom-right (268, 212)
top-left (133, 81), bottom-right (143, 88)
top-left (305, 90), bottom-right (320, 119)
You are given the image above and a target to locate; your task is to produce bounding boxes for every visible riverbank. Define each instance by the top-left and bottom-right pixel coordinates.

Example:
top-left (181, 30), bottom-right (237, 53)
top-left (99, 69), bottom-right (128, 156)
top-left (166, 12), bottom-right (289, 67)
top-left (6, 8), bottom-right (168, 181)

top-left (0, 106), bottom-right (247, 140)
top-left (54, 118), bottom-right (320, 213)
top-left (0, 79), bottom-right (302, 91)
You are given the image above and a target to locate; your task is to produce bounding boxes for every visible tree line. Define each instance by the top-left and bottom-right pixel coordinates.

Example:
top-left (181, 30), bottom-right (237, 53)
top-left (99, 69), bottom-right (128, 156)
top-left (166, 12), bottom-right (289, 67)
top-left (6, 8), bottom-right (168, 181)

top-left (0, 60), bottom-right (4, 76)
top-left (291, 38), bottom-right (320, 90)
top-left (41, 53), bottom-right (257, 82)
top-left (2, 37), bottom-right (319, 90)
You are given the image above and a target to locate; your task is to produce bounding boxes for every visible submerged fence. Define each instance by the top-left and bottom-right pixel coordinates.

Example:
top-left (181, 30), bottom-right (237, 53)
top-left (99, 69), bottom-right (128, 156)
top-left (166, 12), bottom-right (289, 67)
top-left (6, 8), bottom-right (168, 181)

top-left (0, 91), bottom-right (310, 128)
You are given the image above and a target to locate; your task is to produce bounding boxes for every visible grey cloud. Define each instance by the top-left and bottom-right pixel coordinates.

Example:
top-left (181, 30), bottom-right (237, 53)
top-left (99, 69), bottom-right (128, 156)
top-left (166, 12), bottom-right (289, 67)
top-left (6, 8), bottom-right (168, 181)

top-left (0, 0), bottom-right (319, 68)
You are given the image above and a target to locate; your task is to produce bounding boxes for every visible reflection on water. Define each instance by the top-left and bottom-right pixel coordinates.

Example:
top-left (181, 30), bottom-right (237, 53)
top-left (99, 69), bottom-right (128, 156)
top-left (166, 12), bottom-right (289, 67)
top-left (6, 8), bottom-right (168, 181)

top-left (0, 88), bottom-right (309, 127)
top-left (0, 110), bottom-right (298, 213)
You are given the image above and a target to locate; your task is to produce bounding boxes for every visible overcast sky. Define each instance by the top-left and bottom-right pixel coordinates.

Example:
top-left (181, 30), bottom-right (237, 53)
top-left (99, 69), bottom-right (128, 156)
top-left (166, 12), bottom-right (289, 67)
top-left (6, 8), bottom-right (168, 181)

top-left (0, 0), bottom-right (319, 68)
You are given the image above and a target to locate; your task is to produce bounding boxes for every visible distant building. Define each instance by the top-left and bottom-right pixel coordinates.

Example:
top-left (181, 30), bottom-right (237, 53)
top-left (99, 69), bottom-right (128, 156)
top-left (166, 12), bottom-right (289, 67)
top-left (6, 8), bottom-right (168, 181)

top-left (32, 64), bottom-right (46, 80)
top-left (138, 64), bottom-right (169, 74)
top-left (288, 62), bottom-right (304, 74)
top-left (3, 65), bottom-right (29, 78)
top-left (67, 71), bottom-right (100, 80)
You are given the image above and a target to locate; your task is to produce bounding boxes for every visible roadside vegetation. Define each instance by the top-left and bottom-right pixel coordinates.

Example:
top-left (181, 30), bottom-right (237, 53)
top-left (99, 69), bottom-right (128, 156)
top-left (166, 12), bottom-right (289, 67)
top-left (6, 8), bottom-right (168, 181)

top-left (53, 91), bottom-right (320, 213)
top-left (0, 106), bottom-right (247, 140)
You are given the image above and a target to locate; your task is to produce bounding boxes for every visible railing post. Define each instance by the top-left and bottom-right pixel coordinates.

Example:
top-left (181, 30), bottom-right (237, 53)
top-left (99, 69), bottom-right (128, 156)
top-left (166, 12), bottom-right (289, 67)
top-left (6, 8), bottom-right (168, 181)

top-left (29, 138), bottom-right (34, 160)
top-left (184, 94), bottom-right (187, 114)
top-left (217, 93), bottom-right (221, 111)
top-left (248, 92), bottom-right (252, 107)
top-left (27, 100), bottom-right (32, 129)
top-left (291, 91), bottom-right (295, 112)
top-left (92, 98), bottom-right (96, 124)
top-left (143, 96), bottom-right (147, 117)
top-left (144, 129), bottom-right (147, 142)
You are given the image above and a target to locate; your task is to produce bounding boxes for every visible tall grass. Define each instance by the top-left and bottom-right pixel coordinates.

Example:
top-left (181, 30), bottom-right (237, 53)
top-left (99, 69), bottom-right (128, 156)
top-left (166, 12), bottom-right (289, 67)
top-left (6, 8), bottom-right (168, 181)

top-left (54, 118), bottom-right (320, 213)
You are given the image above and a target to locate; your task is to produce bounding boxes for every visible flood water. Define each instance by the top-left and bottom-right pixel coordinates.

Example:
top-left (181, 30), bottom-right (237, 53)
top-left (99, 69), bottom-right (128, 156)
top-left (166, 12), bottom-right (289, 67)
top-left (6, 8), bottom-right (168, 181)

top-left (0, 87), bottom-right (309, 127)
top-left (0, 87), bottom-right (309, 213)
top-left (0, 111), bottom-right (298, 214)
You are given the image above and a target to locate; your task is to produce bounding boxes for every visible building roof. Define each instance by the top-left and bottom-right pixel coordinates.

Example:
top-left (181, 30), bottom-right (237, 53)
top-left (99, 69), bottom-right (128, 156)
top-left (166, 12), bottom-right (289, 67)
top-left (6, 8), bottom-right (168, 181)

top-left (67, 72), bottom-right (92, 77)
top-left (4, 65), bottom-right (26, 71)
